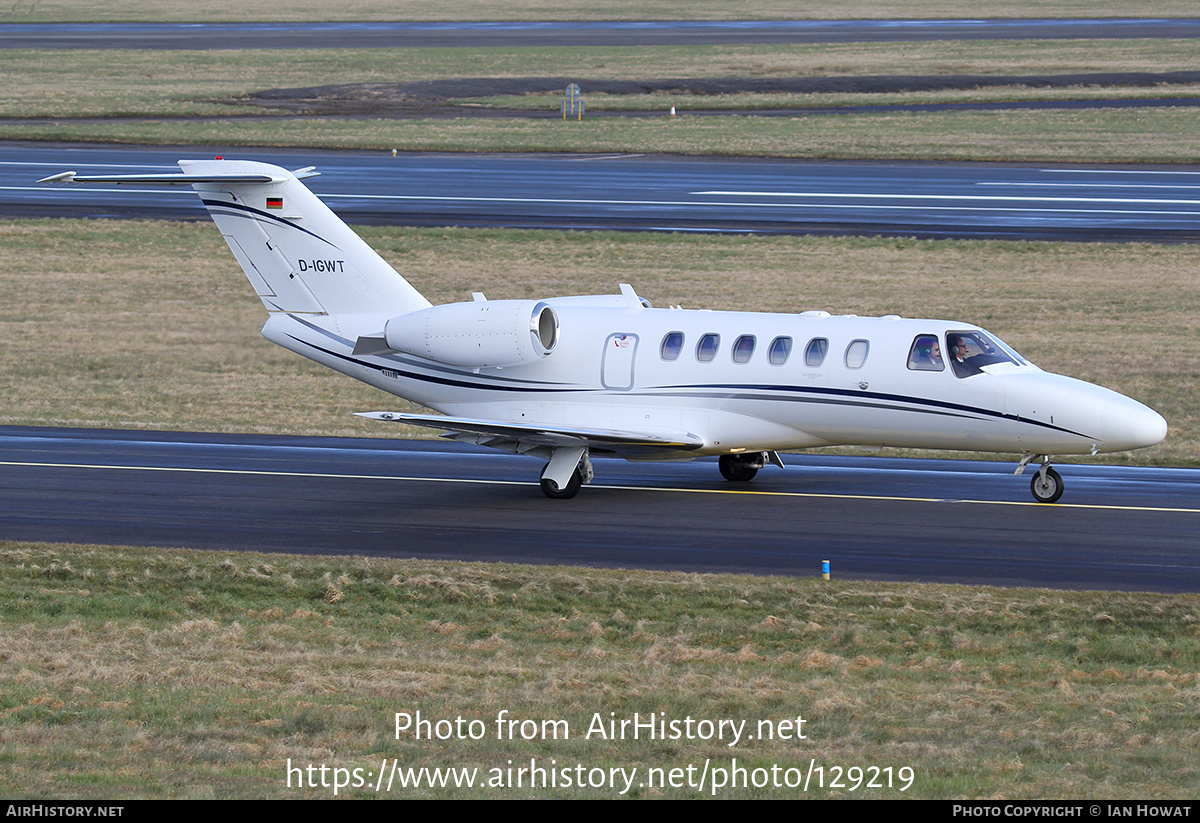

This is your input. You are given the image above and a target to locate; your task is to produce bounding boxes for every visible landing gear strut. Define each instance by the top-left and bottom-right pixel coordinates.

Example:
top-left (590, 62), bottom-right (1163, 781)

top-left (1016, 454), bottom-right (1064, 504)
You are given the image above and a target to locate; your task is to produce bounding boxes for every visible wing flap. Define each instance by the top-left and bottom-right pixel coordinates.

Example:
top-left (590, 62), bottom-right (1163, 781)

top-left (356, 411), bottom-right (704, 454)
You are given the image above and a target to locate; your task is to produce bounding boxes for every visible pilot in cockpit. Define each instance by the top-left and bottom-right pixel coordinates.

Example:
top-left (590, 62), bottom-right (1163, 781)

top-left (947, 334), bottom-right (981, 377)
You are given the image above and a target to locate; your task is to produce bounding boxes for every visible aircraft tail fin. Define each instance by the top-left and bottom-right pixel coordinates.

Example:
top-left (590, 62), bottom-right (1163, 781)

top-left (40, 159), bottom-right (431, 316)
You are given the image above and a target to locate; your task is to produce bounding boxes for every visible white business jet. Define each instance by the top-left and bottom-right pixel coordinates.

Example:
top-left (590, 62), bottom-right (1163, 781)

top-left (40, 159), bottom-right (1167, 501)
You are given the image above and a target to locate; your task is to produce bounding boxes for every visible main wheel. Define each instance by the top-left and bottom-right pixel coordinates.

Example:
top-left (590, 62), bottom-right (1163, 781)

top-left (1030, 466), bottom-right (1064, 504)
top-left (541, 465), bottom-right (583, 499)
top-left (719, 454), bottom-right (759, 482)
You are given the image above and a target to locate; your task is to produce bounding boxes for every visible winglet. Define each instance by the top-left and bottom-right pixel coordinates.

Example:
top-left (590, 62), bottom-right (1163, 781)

top-left (36, 171), bottom-right (77, 184)
top-left (355, 411), bottom-right (400, 421)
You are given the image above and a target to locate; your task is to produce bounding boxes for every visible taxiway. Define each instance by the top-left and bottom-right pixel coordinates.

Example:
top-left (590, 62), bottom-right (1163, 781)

top-left (2, 427), bottom-right (1196, 592)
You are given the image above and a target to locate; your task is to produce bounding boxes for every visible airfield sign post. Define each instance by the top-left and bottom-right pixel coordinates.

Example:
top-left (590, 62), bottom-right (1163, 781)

top-left (562, 84), bottom-right (585, 120)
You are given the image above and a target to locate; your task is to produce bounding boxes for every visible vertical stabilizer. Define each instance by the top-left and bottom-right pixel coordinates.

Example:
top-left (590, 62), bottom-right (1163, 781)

top-left (181, 160), bottom-right (430, 315)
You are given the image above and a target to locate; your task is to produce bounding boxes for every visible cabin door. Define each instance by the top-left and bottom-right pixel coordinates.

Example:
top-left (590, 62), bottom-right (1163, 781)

top-left (601, 333), bottom-right (638, 390)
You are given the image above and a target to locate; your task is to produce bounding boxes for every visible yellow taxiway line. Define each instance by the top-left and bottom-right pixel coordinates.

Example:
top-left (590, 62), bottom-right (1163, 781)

top-left (4, 460), bottom-right (1197, 515)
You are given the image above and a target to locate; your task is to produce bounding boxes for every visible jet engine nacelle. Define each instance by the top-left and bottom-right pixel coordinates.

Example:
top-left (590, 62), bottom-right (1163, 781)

top-left (383, 299), bottom-right (560, 367)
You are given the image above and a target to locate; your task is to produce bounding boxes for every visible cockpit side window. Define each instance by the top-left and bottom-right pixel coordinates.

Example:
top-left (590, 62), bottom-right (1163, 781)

top-left (945, 330), bottom-right (1018, 378)
top-left (907, 334), bottom-right (944, 371)
top-left (845, 339), bottom-right (869, 369)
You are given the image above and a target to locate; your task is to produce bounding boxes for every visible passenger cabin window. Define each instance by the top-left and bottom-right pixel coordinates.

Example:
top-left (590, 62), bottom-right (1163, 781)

top-left (907, 334), bottom-right (944, 371)
top-left (768, 336), bottom-right (792, 365)
top-left (732, 335), bottom-right (755, 364)
top-left (845, 339), bottom-right (869, 369)
top-left (945, 330), bottom-right (1019, 378)
top-left (696, 333), bottom-right (720, 362)
top-left (660, 331), bottom-right (684, 361)
top-left (804, 338), bottom-right (829, 367)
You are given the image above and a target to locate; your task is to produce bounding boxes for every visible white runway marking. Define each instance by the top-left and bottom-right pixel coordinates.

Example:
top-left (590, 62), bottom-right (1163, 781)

top-left (693, 190), bottom-right (1200, 206)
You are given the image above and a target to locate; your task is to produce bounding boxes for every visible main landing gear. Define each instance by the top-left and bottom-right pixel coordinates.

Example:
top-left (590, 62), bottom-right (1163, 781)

top-left (719, 451), bottom-right (784, 483)
top-left (1016, 454), bottom-right (1064, 504)
top-left (541, 466), bottom-right (583, 499)
top-left (540, 447), bottom-right (593, 500)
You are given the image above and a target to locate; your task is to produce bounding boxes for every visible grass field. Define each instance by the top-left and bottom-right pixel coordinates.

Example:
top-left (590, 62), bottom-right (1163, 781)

top-left (10, 107), bottom-right (1200, 163)
top-left (5, 38), bottom-right (1200, 162)
top-left (0, 220), bottom-right (1193, 465)
top-left (2, 541), bottom-right (1198, 799)
top-left (6, 39), bottom-right (1200, 119)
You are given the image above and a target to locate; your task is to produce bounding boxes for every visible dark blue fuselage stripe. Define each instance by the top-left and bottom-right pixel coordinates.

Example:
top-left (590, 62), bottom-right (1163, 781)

top-left (202, 199), bottom-right (337, 248)
top-left (654, 382), bottom-right (1092, 439)
top-left (288, 335), bottom-right (583, 394)
top-left (290, 336), bottom-right (1094, 439)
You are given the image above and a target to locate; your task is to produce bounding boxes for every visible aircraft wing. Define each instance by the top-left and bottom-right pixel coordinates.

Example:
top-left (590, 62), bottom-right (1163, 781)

top-left (356, 411), bottom-right (704, 456)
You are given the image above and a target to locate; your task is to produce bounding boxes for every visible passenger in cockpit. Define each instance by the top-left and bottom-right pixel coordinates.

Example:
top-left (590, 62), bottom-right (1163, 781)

top-left (908, 334), bottom-right (944, 371)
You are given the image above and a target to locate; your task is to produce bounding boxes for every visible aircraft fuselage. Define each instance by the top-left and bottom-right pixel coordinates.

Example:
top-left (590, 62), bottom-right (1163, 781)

top-left (264, 304), bottom-right (1165, 461)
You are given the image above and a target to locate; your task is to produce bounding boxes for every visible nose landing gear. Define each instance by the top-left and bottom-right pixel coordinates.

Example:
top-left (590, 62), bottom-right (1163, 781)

top-left (1017, 454), bottom-right (1064, 504)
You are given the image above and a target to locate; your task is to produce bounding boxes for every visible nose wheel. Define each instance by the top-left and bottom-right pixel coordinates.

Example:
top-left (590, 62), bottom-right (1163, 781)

top-left (1030, 466), bottom-right (1064, 504)
top-left (1018, 454), bottom-right (1064, 503)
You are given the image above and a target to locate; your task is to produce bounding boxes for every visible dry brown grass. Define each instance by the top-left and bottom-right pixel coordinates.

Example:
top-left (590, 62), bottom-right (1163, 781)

top-left (2, 542), bottom-right (1199, 798)
top-left (5, 39), bottom-right (1200, 120)
top-left (4, 36), bottom-right (1199, 163)
top-left (8, 106), bottom-right (1200, 164)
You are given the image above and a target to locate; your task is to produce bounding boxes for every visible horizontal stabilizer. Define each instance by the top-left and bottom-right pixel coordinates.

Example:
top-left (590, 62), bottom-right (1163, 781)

top-left (357, 411), bottom-right (704, 453)
top-left (37, 166), bottom-right (319, 186)
top-left (38, 171), bottom-right (279, 185)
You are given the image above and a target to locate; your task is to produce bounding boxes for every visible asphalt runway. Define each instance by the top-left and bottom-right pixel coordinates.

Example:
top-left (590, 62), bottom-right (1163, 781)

top-left (3, 18), bottom-right (1198, 50)
top-left (2, 426), bottom-right (1196, 592)
top-left (9, 144), bottom-right (1200, 241)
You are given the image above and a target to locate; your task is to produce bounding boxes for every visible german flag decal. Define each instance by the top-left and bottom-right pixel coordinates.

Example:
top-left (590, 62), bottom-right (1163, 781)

top-left (266, 197), bottom-right (283, 209)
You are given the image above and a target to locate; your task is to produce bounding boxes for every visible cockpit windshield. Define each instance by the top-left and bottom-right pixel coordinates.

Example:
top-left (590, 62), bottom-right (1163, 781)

top-left (945, 330), bottom-right (1022, 378)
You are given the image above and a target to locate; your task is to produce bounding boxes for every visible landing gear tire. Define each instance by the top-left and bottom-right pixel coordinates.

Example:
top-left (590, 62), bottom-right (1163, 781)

top-left (541, 466), bottom-right (583, 499)
top-left (719, 454), bottom-right (759, 482)
top-left (1030, 467), bottom-right (1064, 504)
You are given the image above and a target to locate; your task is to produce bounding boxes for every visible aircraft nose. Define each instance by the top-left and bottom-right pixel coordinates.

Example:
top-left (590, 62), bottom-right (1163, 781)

top-left (1101, 394), bottom-right (1168, 452)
